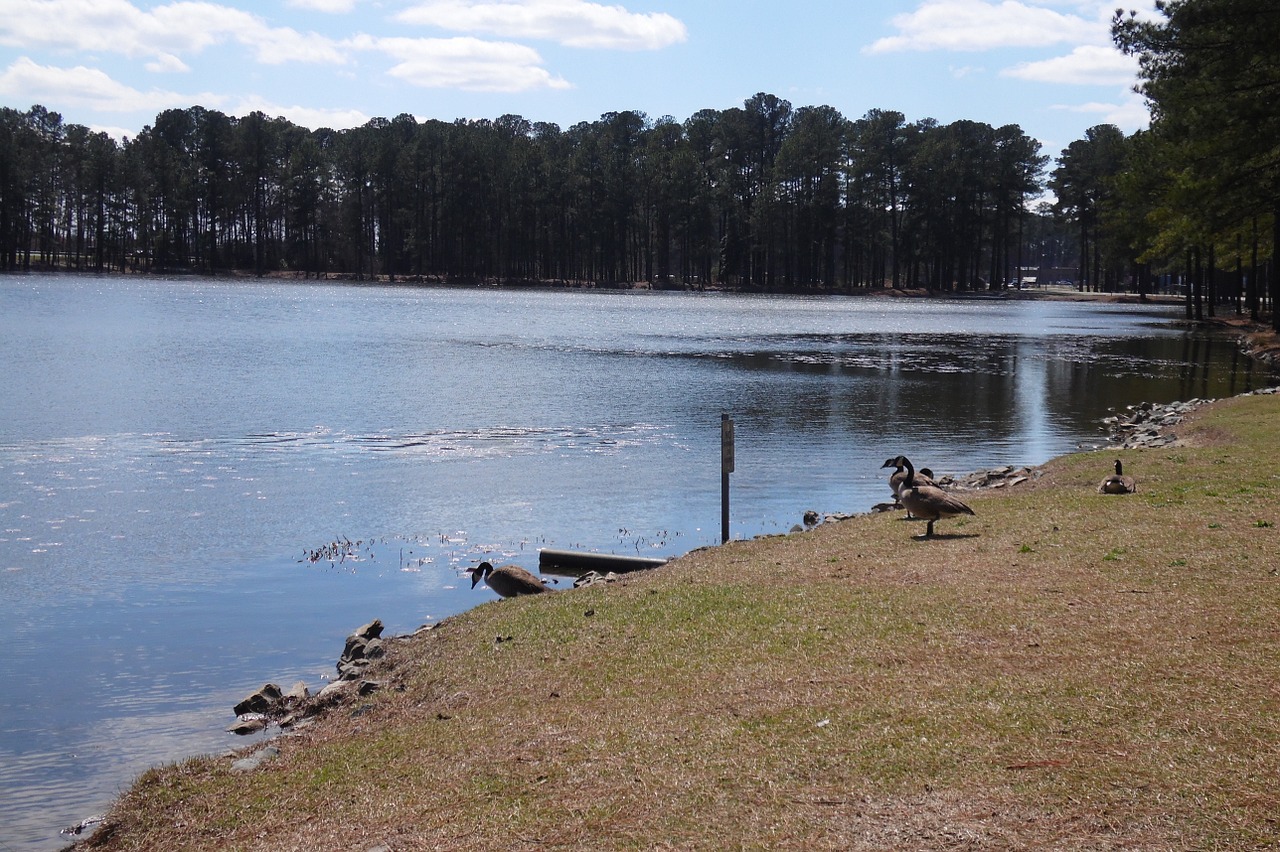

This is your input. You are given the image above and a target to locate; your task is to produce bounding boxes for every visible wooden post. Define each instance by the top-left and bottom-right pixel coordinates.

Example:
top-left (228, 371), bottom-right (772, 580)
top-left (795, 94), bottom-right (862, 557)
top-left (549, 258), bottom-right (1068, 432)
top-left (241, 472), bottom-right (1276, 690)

top-left (721, 413), bottom-right (734, 543)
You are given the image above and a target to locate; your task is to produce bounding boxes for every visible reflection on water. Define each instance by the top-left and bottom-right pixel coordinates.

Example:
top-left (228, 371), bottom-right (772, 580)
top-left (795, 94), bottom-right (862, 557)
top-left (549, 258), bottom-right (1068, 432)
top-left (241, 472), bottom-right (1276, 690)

top-left (0, 277), bottom-right (1274, 849)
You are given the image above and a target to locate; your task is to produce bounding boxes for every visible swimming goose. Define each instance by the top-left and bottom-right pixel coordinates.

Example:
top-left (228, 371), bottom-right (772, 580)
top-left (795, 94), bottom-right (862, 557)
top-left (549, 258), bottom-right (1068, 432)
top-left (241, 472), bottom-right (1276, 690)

top-left (1098, 459), bottom-right (1137, 494)
top-left (893, 455), bottom-right (976, 538)
top-left (469, 561), bottom-right (549, 597)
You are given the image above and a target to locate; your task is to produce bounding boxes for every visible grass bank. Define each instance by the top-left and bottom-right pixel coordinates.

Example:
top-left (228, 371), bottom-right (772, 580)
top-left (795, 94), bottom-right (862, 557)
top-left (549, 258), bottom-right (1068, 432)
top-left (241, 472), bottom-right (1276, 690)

top-left (78, 392), bottom-right (1280, 851)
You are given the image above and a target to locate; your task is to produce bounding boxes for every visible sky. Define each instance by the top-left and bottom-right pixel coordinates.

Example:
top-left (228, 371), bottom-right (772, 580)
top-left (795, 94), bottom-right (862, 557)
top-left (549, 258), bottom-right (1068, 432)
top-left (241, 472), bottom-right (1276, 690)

top-left (0, 0), bottom-right (1157, 160)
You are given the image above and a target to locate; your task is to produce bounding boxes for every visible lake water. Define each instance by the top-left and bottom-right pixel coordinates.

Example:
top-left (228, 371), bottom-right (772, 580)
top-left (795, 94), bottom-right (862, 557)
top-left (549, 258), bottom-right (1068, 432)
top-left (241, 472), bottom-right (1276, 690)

top-left (0, 275), bottom-right (1273, 849)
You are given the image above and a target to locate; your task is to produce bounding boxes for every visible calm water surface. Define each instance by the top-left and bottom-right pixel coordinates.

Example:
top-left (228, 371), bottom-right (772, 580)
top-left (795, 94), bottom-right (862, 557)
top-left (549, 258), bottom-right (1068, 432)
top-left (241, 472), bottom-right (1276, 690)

top-left (0, 275), bottom-right (1272, 849)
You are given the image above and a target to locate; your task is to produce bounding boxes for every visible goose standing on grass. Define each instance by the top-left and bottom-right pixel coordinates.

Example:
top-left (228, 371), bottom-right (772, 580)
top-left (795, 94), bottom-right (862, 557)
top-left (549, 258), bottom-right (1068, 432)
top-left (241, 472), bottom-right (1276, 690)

top-left (1098, 459), bottom-right (1137, 494)
top-left (882, 457), bottom-right (936, 498)
top-left (468, 561), bottom-right (549, 597)
top-left (890, 455), bottom-right (976, 538)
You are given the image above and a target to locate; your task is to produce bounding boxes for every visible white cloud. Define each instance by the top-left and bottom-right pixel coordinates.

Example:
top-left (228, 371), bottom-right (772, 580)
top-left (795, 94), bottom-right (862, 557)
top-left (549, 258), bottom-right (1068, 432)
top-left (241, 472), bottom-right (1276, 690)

top-left (229, 96), bottom-right (373, 129)
top-left (395, 0), bottom-right (687, 50)
top-left (0, 56), bottom-right (215, 113)
top-left (286, 0), bottom-right (359, 11)
top-left (352, 34), bottom-right (571, 91)
top-left (233, 20), bottom-right (350, 65)
top-left (0, 57), bottom-right (373, 132)
top-left (1051, 91), bottom-right (1151, 132)
top-left (865, 0), bottom-right (1103, 53)
top-left (0, 0), bottom-right (348, 65)
top-left (89, 123), bottom-right (139, 141)
top-left (1003, 44), bottom-right (1138, 85)
top-left (145, 53), bottom-right (191, 73)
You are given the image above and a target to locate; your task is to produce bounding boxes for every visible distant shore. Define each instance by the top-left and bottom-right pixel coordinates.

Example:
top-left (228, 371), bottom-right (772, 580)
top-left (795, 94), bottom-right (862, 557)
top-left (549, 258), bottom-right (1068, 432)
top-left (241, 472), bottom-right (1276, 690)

top-left (14, 265), bottom-right (1275, 362)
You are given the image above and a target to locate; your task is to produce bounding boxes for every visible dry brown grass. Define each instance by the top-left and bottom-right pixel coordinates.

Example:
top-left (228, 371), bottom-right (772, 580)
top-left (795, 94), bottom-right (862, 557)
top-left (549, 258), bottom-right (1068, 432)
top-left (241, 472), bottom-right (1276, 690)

top-left (80, 393), bottom-right (1280, 851)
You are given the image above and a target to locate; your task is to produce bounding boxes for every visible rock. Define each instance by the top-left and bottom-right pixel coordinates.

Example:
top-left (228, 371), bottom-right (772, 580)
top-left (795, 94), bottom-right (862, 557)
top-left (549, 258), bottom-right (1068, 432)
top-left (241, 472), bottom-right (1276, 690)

top-left (59, 815), bottom-right (105, 838)
top-left (803, 509), bottom-right (820, 526)
top-left (233, 683), bottom-right (283, 717)
top-left (226, 715), bottom-right (268, 735)
top-left (354, 619), bottom-right (384, 641)
top-left (282, 680), bottom-right (309, 706)
top-left (222, 620), bottom-right (388, 737)
top-left (341, 634), bottom-right (368, 662)
top-left (230, 745), bottom-right (279, 773)
top-left (338, 619), bottom-right (385, 675)
top-left (318, 677), bottom-right (353, 697)
top-left (1102, 396), bottom-right (1214, 449)
top-left (338, 659), bottom-right (370, 681)
top-left (573, 570), bottom-right (620, 588)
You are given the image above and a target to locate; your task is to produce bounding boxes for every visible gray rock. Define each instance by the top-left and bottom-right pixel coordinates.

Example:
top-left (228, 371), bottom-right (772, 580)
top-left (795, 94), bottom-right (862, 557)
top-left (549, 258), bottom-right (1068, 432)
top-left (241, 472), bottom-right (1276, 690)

top-left (230, 745), bottom-right (279, 773)
top-left (283, 680), bottom-right (309, 705)
top-left (317, 678), bottom-right (355, 701)
top-left (338, 659), bottom-right (370, 681)
top-left (226, 715), bottom-right (268, 735)
top-left (573, 570), bottom-right (620, 588)
top-left (354, 619), bottom-right (384, 641)
top-left (341, 634), bottom-right (368, 662)
top-left (233, 683), bottom-right (283, 716)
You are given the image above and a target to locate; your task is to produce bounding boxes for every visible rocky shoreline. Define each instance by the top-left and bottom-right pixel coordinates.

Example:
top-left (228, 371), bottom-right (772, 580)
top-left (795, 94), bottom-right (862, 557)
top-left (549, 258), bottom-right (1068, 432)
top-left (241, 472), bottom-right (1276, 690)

top-left (230, 387), bottom-right (1279, 737)
top-left (854, 386), bottom-right (1279, 523)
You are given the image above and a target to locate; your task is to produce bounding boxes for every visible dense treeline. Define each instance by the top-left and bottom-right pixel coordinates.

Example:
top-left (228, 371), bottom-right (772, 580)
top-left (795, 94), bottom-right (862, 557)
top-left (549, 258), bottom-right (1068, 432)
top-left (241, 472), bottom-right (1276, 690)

top-left (4, 0), bottom-right (1279, 327)
top-left (2, 95), bottom-right (1071, 291)
top-left (1111, 0), bottom-right (1279, 329)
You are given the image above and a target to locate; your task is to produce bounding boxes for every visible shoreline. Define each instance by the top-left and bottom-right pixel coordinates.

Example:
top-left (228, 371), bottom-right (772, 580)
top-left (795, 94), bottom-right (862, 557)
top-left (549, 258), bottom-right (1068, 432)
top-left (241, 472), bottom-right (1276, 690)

top-left (2, 265), bottom-right (1190, 300)
top-left (68, 387), bottom-right (1280, 851)
top-left (61, 382), bottom-right (1279, 848)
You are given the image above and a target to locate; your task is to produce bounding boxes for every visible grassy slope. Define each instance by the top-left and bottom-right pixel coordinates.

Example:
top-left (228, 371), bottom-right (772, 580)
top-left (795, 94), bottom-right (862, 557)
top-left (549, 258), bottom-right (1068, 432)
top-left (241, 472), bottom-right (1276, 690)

top-left (82, 393), bottom-right (1280, 851)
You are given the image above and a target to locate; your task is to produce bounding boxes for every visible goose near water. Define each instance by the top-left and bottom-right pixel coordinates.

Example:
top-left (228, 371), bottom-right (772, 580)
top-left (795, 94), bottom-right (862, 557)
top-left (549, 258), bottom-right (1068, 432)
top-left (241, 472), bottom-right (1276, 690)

top-left (469, 561), bottom-right (549, 597)
top-left (882, 456), bottom-right (937, 499)
top-left (1098, 459), bottom-right (1137, 494)
top-left (882, 456), bottom-right (936, 518)
top-left (887, 455), bottom-right (976, 538)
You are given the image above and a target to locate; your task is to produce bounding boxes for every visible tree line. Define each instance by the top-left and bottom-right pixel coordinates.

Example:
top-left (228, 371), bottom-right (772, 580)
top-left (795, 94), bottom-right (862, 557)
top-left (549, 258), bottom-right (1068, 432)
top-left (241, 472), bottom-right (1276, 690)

top-left (2, 96), bottom-right (1064, 291)
top-left (1108, 0), bottom-right (1278, 329)
top-left (1, 0), bottom-right (1277, 330)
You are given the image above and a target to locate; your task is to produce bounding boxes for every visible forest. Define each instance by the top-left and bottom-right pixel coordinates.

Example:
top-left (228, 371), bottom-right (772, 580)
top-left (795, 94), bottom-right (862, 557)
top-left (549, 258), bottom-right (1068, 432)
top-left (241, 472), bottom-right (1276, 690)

top-left (0, 97), bottom-right (1057, 292)
top-left (0, 0), bottom-right (1276, 329)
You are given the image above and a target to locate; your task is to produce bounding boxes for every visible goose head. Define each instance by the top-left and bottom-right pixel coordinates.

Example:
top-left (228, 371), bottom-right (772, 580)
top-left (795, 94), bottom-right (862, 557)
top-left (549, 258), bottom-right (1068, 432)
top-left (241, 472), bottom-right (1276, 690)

top-left (469, 561), bottom-right (494, 589)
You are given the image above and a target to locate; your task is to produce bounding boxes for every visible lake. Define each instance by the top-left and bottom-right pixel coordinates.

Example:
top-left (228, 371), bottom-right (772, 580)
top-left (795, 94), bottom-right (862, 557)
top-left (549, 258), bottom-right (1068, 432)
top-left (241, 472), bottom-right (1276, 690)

top-left (0, 275), bottom-right (1272, 849)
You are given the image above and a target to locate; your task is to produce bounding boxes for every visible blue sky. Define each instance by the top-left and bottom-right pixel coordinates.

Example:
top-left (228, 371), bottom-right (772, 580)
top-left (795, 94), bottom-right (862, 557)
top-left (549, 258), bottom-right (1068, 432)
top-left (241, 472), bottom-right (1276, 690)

top-left (0, 0), bottom-right (1154, 158)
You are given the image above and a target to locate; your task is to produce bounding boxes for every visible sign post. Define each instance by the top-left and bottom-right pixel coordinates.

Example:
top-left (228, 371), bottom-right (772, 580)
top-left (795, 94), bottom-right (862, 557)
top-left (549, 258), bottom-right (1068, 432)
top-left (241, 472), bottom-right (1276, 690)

top-left (721, 413), bottom-right (734, 543)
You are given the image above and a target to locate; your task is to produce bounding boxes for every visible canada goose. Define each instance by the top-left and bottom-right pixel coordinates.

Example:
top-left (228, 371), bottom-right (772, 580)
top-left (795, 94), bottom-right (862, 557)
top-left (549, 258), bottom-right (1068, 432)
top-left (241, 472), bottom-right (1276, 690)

top-left (469, 561), bottom-right (548, 597)
top-left (893, 455), bottom-right (976, 538)
top-left (882, 457), bottom-right (938, 519)
top-left (1098, 459), bottom-right (1137, 494)
top-left (882, 457), bottom-right (936, 499)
